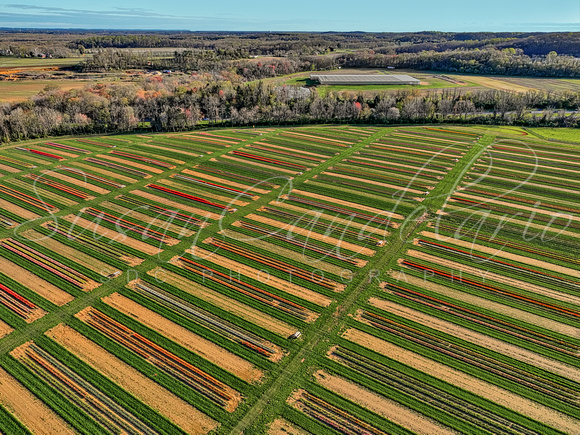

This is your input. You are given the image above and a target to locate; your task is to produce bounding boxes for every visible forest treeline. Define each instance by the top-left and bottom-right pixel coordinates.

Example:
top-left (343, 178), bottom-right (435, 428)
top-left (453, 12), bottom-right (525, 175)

top-left (1, 76), bottom-right (579, 143)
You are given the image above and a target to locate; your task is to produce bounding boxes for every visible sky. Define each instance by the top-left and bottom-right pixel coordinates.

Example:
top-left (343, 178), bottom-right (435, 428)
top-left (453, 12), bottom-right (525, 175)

top-left (0, 0), bottom-right (579, 32)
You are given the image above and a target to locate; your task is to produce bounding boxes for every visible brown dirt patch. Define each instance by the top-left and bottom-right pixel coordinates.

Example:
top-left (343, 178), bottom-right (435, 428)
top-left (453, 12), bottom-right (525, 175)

top-left (220, 229), bottom-right (347, 276)
top-left (97, 154), bottom-right (163, 174)
top-left (0, 197), bottom-right (40, 220)
top-left (160, 178), bottom-right (250, 207)
top-left (0, 320), bottom-right (13, 338)
top-left (150, 267), bottom-right (296, 337)
top-left (62, 214), bottom-right (162, 256)
top-left (407, 249), bottom-right (580, 306)
top-left (389, 271), bottom-right (580, 338)
top-left (419, 231), bottom-right (580, 279)
top-left (0, 366), bottom-right (74, 435)
top-left (131, 190), bottom-right (221, 221)
top-left (246, 214), bottom-right (375, 257)
top-left (0, 163), bottom-right (21, 173)
top-left (46, 171), bottom-right (109, 195)
top-left (268, 419), bottom-right (311, 435)
top-left (184, 168), bottom-right (270, 194)
top-left (73, 162), bottom-right (136, 184)
top-left (100, 293), bottom-right (266, 380)
top-left (368, 298), bottom-right (580, 383)
top-left (313, 370), bottom-right (455, 435)
top-left (46, 324), bottom-right (218, 434)
top-left (343, 328), bottom-right (580, 434)
top-left (324, 171), bottom-right (424, 195)
top-left (0, 256), bottom-right (73, 306)
top-left (221, 155), bottom-right (297, 174)
top-left (190, 246), bottom-right (332, 309)
top-left (291, 189), bottom-right (405, 221)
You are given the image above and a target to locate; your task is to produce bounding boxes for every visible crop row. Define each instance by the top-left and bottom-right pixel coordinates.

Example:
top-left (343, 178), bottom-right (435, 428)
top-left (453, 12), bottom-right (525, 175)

top-left (346, 158), bottom-right (441, 180)
top-left (77, 138), bottom-right (116, 148)
top-left (23, 174), bottom-right (90, 200)
top-left (16, 148), bottom-right (64, 161)
top-left (171, 174), bottom-right (255, 199)
top-left (194, 164), bottom-right (278, 188)
top-left (0, 282), bottom-right (38, 321)
top-left (1, 238), bottom-right (90, 289)
top-left (231, 150), bottom-right (307, 170)
top-left (56, 166), bottom-right (125, 189)
top-left (45, 142), bottom-right (90, 154)
top-left (147, 184), bottom-right (235, 212)
top-left (85, 158), bottom-right (149, 178)
top-left (0, 184), bottom-right (57, 213)
top-left (110, 150), bottom-right (176, 169)
top-left (0, 155), bottom-right (35, 169)
top-left (247, 144), bottom-right (323, 162)
top-left (115, 195), bottom-right (206, 227)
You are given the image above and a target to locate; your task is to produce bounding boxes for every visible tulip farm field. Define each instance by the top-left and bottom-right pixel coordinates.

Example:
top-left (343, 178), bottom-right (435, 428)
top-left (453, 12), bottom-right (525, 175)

top-left (0, 125), bottom-right (578, 435)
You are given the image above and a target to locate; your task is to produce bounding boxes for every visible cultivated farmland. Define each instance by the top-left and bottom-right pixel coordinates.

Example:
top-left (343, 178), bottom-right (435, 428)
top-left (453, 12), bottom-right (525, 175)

top-left (0, 125), bottom-right (578, 435)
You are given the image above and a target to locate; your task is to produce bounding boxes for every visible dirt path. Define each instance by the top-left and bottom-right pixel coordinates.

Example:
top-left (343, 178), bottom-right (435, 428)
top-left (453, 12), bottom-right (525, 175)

top-left (101, 293), bottom-right (265, 381)
top-left (190, 246), bottom-right (332, 308)
top-left (419, 231), bottom-right (580, 278)
top-left (97, 154), bottom-right (164, 174)
top-left (183, 168), bottom-right (270, 194)
top-left (22, 229), bottom-right (117, 276)
top-left (291, 189), bottom-right (405, 220)
top-left (407, 249), bottom-right (580, 306)
top-left (46, 324), bottom-right (218, 435)
top-left (0, 366), bottom-right (75, 435)
top-left (246, 213), bottom-right (375, 256)
top-left (46, 171), bottom-right (110, 195)
top-left (150, 267), bottom-right (296, 337)
top-left (220, 229), bottom-right (347, 276)
top-left (132, 189), bottom-right (222, 221)
top-left (313, 370), bottom-right (456, 435)
top-left (344, 328), bottom-right (580, 435)
top-left (221, 155), bottom-right (297, 174)
top-left (0, 198), bottom-right (40, 220)
top-left (74, 162), bottom-right (136, 184)
top-left (369, 297), bottom-right (580, 383)
top-left (391, 272), bottom-right (580, 338)
top-left (0, 256), bottom-right (73, 306)
top-left (62, 214), bottom-right (162, 256)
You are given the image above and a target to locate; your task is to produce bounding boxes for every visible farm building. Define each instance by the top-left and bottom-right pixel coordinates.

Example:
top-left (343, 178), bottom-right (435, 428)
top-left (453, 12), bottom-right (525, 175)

top-left (310, 74), bottom-right (420, 85)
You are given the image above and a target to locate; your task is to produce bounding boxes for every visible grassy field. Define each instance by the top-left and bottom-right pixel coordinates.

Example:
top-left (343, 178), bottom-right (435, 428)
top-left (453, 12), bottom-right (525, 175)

top-left (528, 127), bottom-right (580, 142)
top-left (0, 80), bottom-right (94, 101)
top-left (0, 57), bottom-right (82, 69)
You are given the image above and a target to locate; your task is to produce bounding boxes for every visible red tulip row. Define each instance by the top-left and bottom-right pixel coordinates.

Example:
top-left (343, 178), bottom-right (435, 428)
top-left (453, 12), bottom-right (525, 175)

top-left (248, 144), bottom-right (322, 162)
top-left (385, 282), bottom-right (580, 356)
top-left (85, 158), bottom-right (149, 178)
top-left (147, 184), bottom-right (235, 212)
top-left (286, 195), bottom-right (396, 228)
top-left (171, 174), bottom-right (254, 198)
top-left (116, 195), bottom-right (205, 226)
top-left (110, 150), bottom-right (175, 169)
top-left (0, 184), bottom-right (57, 212)
top-left (208, 238), bottom-right (337, 290)
top-left (346, 159), bottom-right (440, 179)
top-left (16, 147), bottom-right (64, 160)
top-left (45, 142), bottom-right (90, 154)
top-left (23, 174), bottom-right (90, 200)
top-left (57, 166), bottom-right (126, 189)
top-left (401, 259), bottom-right (580, 319)
top-left (0, 155), bottom-right (36, 168)
top-left (195, 165), bottom-right (278, 188)
top-left (178, 256), bottom-right (310, 320)
top-left (77, 138), bottom-right (115, 148)
top-left (0, 282), bottom-right (37, 319)
top-left (417, 239), bottom-right (580, 289)
top-left (84, 308), bottom-right (233, 407)
top-left (238, 221), bottom-right (361, 266)
top-left (1, 238), bottom-right (88, 288)
top-left (83, 207), bottom-right (172, 244)
top-left (232, 150), bottom-right (307, 170)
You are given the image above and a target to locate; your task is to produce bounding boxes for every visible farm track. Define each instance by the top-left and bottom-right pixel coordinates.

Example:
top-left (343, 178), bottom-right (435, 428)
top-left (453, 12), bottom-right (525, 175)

top-left (227, 133), bottom-right (491, 434)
